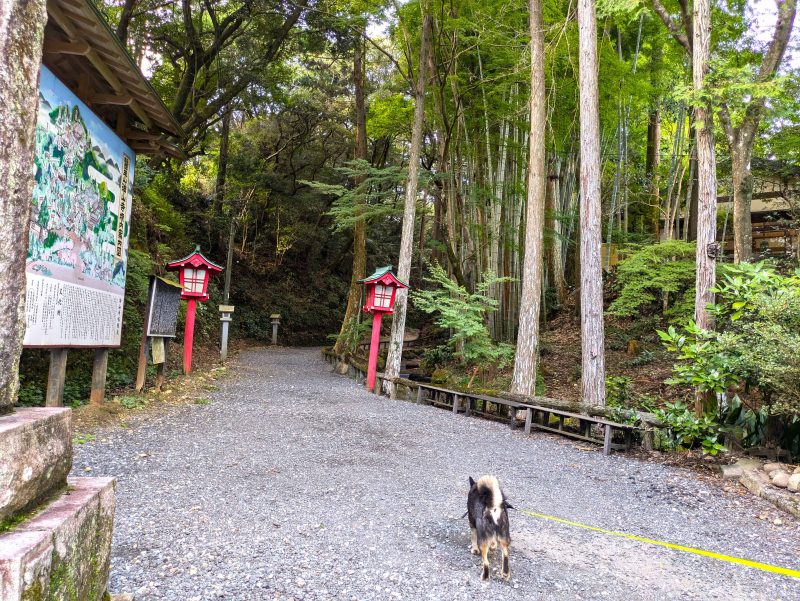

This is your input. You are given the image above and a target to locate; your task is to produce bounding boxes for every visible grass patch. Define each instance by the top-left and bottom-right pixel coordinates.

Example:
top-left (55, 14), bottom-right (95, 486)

top-left (116, 395), bottom-right (147, 410)
top-left (73, 433), bottom-right (97, 445)
top-left (193, 398), bottom-right (211, 405)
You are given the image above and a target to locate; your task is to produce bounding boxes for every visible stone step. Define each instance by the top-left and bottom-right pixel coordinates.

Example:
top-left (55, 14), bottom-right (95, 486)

top-left (0, 476), bottom-right (116, 601)
top-left (0, 408), bottom-right (72, 523)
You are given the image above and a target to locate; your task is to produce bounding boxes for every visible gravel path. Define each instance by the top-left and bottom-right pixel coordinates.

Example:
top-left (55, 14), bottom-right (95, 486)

top-left (73, 347), bottom-right (800, 600)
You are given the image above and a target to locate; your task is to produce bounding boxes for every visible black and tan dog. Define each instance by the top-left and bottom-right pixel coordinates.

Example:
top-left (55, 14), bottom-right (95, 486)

top-left (467, 475), bottom-right (512, 580)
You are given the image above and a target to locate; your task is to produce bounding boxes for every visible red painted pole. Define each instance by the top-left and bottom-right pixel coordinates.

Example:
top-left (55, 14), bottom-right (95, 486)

top-left (366, 311), bottom-right (383, 391)
top-left (183, 298), bottom-right (197, 374)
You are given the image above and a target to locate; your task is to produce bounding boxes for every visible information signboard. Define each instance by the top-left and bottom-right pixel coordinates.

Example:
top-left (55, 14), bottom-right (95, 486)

top-left (146, 277), bottom-right (183, 338)
top-left (24, 66), bottom-right (135, 347)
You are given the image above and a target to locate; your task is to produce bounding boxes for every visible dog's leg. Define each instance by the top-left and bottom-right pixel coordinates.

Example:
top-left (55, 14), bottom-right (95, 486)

top-left (479, 543), bottom-right (490, 580)
top-left (470, 527), bottom-right (479, 555)
top-left (500, 540), bottom-right (510, 581)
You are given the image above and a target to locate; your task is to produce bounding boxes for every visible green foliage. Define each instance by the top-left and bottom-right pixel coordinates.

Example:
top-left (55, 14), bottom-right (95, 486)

top-left (720, 395), bottom-right (769, 449)
top-left (116, 395), bottom-right (147, 410)
top-left (412, 262), bottom-right (514, 369)
top-left (711, 263), bottom-right (800, 415)
top-left (625, 349), bottom-right (656, 366)
top-left (606, 375), bottom-right (633, 407)
top-left (654, 401), bottom-right (727, 455)
top-left (421, 345), bottom-right (454, 371)
top-left (657, 323), bottom-right (741, 396)
top-left (16, 375), bottom-right (44, 407)
top-left (330, 315), bottom-right (371, 357)
top-left (302, 160), bottom-right (411, 232)
top-left (659, 263), bottom-right (800, 459)
top-left (607, 241), bottom-right (698, 320)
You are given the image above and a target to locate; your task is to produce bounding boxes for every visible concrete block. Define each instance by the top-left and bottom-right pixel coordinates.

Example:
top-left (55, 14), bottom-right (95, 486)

top-left (0, 477), bottom-right (116, 601)
top-left (0, 408), bottom-right (72, 523)
top-left (740, 469), bottom-right (800, 518)
top-left (717, 464), bottom-right (743, 479)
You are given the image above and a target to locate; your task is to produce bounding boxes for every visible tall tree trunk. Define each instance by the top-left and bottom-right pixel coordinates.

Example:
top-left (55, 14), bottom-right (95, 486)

top-left (384, 12), bottom-right (432, 392)
top-left (0, 0), bottom-right (47, 412)
top-left (546, 157), bottom-right (567, 304)
top-left (212, 108), bottom-right (232, 247)
top-left (686, 121), bottom-right (699, 240)
top-left (731, 148), bottom-right (754, 262)
top-left (645, 108), bottom-right (661, 234)
top-left (510, 0), bottom-right (546, 396)
top-left (577, 0), bottom-right (606, 407)
top-left (332, 34), bottom-right (368, 355)
top-left (693, 0), bottom-right (718, 414)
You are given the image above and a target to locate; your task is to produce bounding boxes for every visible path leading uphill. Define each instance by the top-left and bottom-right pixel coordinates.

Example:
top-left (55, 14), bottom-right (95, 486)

top-left (73, 347), bottom-right (800, 600)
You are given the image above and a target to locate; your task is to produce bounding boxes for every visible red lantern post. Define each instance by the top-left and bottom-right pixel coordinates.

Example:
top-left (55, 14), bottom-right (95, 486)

top-left (359, 266), bottom-right (408, 391)
top-left (166, 246), bottom-right (223, 373)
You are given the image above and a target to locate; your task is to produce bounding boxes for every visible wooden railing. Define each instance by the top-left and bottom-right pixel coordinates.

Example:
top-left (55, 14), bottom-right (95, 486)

top-left (321, 348), bottom-right (662, 455)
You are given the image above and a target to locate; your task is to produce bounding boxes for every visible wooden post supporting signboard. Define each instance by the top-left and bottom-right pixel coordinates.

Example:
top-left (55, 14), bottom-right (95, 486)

top-left (135, 281), bottom-right (154, 392)
top-left (45, 349), bottom-right (68, 407)
top-left (90, 349), bottom-right (109, 405)
top-left (155, 339), bottom-right (169, 392)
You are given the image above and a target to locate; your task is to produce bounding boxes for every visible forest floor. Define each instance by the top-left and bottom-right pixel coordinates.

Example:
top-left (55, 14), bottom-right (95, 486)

top-left (538, 307), bottom-right (676, 404)
top-left (72, 347), bottom-right (800, 600)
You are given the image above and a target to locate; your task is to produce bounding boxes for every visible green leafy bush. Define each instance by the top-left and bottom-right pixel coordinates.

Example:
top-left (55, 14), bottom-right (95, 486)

top-left (660, 263), bottom-right (800, 415)
top-left (608, 241), bottom-right (698, 321)
top-left (412, 262), bottom-right (514, 369)
top-left (654, 401), bottom-right (727, 455)
top-left (657, 323), bottom-right (741, 396)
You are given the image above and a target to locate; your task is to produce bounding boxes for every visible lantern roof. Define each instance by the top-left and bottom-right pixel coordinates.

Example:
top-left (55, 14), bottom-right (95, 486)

top-left (166, 246), bottom-right (223, 272)
top-left (358, 265), bottom-right (408, 288)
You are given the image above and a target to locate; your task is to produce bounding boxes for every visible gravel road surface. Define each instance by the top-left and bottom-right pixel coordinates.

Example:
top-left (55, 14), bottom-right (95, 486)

top-left (73, 347), bottom-right (800, 600)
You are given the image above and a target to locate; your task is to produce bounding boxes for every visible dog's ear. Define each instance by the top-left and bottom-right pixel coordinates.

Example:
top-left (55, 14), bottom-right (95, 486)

top-left (468, 476), bottom-right (475, 487)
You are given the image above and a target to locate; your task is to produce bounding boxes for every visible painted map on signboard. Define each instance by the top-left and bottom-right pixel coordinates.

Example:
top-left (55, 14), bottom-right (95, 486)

top-left (24, 66), bottom-right (135, 347)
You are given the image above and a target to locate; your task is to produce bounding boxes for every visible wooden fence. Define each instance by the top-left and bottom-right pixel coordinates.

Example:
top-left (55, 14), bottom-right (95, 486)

top-left (321, 348), bottom-right (660, 455)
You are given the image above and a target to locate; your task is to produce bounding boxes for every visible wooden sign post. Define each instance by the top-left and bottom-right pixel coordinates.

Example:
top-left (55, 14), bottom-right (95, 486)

top-left (136, 276), bottom-right (183, 392)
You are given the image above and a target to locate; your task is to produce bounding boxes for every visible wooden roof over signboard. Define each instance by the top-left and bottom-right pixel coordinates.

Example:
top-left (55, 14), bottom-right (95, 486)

top-left (43, 0), bottom-right (183, 157)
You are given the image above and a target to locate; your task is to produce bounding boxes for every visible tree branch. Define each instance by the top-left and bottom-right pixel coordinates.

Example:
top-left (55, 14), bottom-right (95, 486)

top-left (649, 0), bottom-right (691, 54)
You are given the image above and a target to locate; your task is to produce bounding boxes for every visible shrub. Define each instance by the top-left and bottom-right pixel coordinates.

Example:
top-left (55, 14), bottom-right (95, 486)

top-left (412, 262), bottom-right (514, 369)
top-left (659, 262), bottom-right (800, 455)
top-left (607, 240), bottom-right (698, 321)
top-left (655, 401), bottom-right (727, 455)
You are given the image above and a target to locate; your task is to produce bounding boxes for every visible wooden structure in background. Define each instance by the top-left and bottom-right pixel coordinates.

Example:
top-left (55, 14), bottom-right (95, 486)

top-left (42, 0), bottom-right (182, 156)
top-left (39, 0), bottom-right (182, 406)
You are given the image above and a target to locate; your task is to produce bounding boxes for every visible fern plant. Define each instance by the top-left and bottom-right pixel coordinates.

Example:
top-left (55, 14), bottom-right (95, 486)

top-left (607, 240), bottom-right (698, 321)
top-left (412, 263), bottom-right (514, 369)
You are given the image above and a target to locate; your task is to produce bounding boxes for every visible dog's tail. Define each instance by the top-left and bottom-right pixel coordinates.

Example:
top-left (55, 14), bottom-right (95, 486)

top-left (477, 475), bottom-right (504, 524)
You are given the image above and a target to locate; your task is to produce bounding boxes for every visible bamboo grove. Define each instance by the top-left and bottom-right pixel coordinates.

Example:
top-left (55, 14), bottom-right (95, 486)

top-left (41, 0), bottom-right (797, 412)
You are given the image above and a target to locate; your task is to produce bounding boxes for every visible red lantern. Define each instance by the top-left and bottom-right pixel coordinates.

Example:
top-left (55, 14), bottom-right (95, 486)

top-left (359, 266), bottom-right (408, 391)
top-left (166, 246), bottom-right (223, 373)
top-left (361, 267), bottom-right (406, 313)
top-left (166, 245), bottom-right (222, 301)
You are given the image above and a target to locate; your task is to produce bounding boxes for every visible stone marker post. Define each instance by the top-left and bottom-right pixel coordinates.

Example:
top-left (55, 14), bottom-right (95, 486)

top-left (220, 304), bottom-right (234, 360)
top-left (270, 313), bottom-right (281, 345)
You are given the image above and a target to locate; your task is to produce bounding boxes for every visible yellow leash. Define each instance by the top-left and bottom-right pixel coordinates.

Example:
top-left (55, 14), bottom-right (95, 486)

top-left (518, 508), bottom-right (800, 580)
